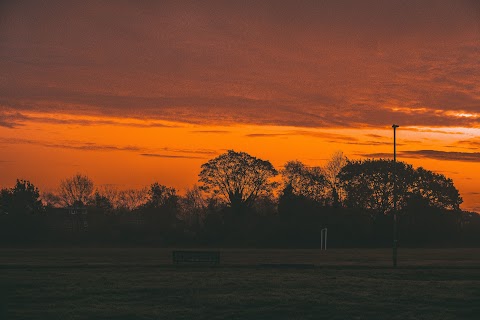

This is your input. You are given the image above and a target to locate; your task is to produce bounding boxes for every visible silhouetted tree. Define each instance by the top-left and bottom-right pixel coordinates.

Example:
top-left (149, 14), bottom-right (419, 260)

top-left (117, 188), bottom-right (149, 211)
top-left (59, 174), bottom-right (94, 206)
top-left (0, 189), bottom-right (9, 215)
top-left (92, 191), bottom-right (113, 212)
top-left (277, 183), bottom-right (329, 246)
top-left (322, 151), bottom-right (348, 206)
top-left (41, 191), bottom-right (62, 208)
top-left (0, 154), bottom-right (476, 247)
top-left (0, 180), bottom-right (43, 215)
top-left (338, 159), bottom-right (415, 214)
top-left (412, 167), bottom-right (462, 210)
top-left (142, 182), bottom-right (180, 243)
top-left (94, 186), bottom-right (120, 209)
top-left (145, 183), bottom-right (178, 209)
top-left (282, 160), bottom-right (329, 204)
top-left (182, 185), bottom-right (206, 211)
top-left (338, 159), bottom-right (462, 214)
top-left (0, 180), bottom-right (45, 244)
top-left (179, 185), bottom-right (207, 230)
top-left (199, 150), bottom-right (278, 211)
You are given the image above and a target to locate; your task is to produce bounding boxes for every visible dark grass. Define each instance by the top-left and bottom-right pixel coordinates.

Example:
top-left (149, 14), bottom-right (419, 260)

top-left (1, 248), bottom-right (480, 319)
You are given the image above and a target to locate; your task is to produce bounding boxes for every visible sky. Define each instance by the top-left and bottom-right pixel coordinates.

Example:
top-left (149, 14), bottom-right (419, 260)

top-left (1, 0), bottom-right (479, 211)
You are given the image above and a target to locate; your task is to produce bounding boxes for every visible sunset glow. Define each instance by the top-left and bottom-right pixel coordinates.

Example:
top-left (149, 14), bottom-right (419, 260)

top-left (1, 0), bottom-right (479, 211)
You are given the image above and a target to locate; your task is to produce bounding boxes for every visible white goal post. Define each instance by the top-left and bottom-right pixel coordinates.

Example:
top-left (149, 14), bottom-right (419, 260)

top-left (320, 228), bottom-right (328, 250)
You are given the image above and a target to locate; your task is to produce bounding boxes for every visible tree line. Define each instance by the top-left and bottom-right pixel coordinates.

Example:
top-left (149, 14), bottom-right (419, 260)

top-left (1, 150), bottom-right (479, 247)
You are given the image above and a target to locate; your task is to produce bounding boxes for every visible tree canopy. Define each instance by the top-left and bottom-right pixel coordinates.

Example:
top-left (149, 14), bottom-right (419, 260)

top-left (0, 180), bottom-right (43, 215)
top-left (59, 174), bottom-right (94, 206)
top-left (322, 151), bottom-right (348, 206)
top-left (281, 152), bottom-right (348, 206)
top-left (281, 160), bottom-right (328, 204)
top-left (199, 150), bottom-right (278, 210)
top-left (145, 182), bottom-right (178, 209)
top-left (411, 167), bottom-right (462, 210)
top-left (338, 159), bottom-right (462, 214)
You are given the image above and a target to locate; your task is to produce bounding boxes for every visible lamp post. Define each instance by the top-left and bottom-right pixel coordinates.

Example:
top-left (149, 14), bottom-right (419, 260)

top-left (392, 124), bottom-right (399, 268)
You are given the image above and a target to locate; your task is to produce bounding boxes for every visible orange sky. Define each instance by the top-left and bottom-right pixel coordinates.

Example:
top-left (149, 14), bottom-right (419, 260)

top-left (1, 1), bottom-right (479, 211)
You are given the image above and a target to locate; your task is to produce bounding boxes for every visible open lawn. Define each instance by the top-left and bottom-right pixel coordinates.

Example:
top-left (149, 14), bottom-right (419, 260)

top-left (1, 248), bottom-right (479, 319)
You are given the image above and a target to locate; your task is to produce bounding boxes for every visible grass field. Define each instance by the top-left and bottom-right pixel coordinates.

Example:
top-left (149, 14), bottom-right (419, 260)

top-left (1, 248), bottom-right (479, 319)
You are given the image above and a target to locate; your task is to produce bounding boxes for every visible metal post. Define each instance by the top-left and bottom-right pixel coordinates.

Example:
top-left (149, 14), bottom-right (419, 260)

top-left (392, 124), bottom-right (399, 268)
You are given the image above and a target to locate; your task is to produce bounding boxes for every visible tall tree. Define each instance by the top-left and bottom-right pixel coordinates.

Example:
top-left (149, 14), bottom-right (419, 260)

top-left (412, 167), bottom-right (462, 210)
top-left (59, 174), bottom-right (94, 206)
top-left (322, 151), bottom-right (348, 206)
top-left (199, 150), bottom-right (278, 210)
top-left (178, 184), bottom-right (209, 232)
top-left (142, 183), bottom-right (179, 238)
top-left (117, 188), bottom-right (149, 211)
top-left (282, 160), bottom-right (328, 204)
top-left (92, 191), bottom-right (113, 212)
top-left (338, 159), bottom-right (416, 214)
top-left (0, 180), bottom-right (43, 215)
top-left (145, 183), bottom-right (178, 209)
top-left (338, 159), bottom-right (462, 214)
top-left (183, 185), bottom-right (206, 211)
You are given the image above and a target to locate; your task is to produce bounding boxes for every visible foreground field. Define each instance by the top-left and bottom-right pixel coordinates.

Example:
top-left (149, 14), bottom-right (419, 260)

top-left (1, 248), bottom-right (479, 319)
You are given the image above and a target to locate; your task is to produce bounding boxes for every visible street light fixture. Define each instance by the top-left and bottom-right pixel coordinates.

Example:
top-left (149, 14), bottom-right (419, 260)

top-left (392, 124), bottom-right (399, 268)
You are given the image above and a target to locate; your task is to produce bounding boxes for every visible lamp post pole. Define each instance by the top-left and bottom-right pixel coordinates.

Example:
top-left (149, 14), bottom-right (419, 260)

top-left (392, 124), bottom-right (399, 268)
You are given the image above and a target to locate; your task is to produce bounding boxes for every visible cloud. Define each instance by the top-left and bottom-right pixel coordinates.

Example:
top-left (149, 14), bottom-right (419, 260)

top-left (0, 137), bottom-right (141, 152)
top-left (28, 117), bottom-right (176, 128)
top-left (291, 131), bottom-right (357, 140)
top-left (392, 127), bottom-right (467, 135)
top-left (401, 150), bottom-right (480, 162)
top-left (244, 130), bottom-right (401, 146)
top-left (0, 109), bottom-right (28, 128)
top-left (363, 150), bottom-right (480, 162)
top-left (0, 137), bottom-right (219, 159)
top-left (0, 120), bottom-right (18, 128)
top-left (245, 130), bottom-right (361, 142)
top-left (456, 138), bottom-right (480, 149)
top-left (360, 153), bottom-right (395, 159)
top-left (365, 134), bottom-right (387, 139)
top-left (0, 107), bottom-right (177, 128)
top-left (190, 130), bottom-right (231, 134)
top-left (245, 133), bottom-right (289, 138)
top-left (345, 140), bottom-right (403, 147)
top-left (50, 143), bottom-right (140, 152)
top-left (139, 153), bottom-right (206, 159)
top-left (156, 147), bottom-right (218, 156)
top-left (0, 141), bottom-right (219, 169)
top-left (0, 1), bottom-right (478, 129)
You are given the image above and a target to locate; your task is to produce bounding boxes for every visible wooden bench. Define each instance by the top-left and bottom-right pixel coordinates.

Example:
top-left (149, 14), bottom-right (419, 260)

top-left (172, 250), bottom-right (220, 265)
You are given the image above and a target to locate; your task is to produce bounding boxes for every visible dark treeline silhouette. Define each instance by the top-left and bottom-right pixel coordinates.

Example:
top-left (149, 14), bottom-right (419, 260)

top-left (1, 150), bottom-right (479, 247)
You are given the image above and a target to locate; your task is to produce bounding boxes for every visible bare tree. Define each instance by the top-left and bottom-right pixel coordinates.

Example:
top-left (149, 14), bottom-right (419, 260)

top-left (179, 185), bottom-right (207, 225)
top-left (322, 151), bottom-right (348, 206)
top-left (95, 185), bottom-right (121, 210)
top-left (59, 174), bottom-right (94, 206)
top-left (41, 191), bottom-right (63, 208)
top-left (117, 188), bottom-right (149, 211)
top-left (94, 186), bottom-right (149, 211)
